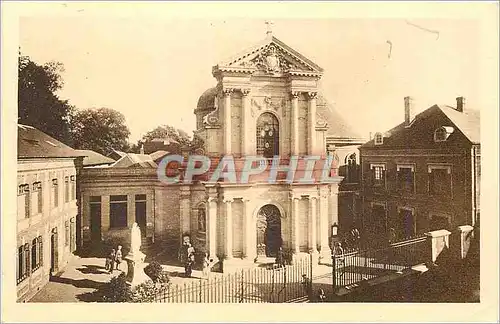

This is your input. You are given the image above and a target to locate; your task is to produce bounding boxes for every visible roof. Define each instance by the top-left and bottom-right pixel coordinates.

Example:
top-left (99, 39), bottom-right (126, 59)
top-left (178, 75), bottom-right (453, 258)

top-left (360, 104), bottom-right (480, 149)
top-left (196, 87), bottom-right (217, 110)
top-left (439, 105), bottom-right (480, 144)
top-left (18, 124), bottom-right (82, 159)
top-left (76, 149), bottom-right (115, 167)
top-left (149, 150), bottom-right (170, 162)
top-left (111, 153), bottom-right (158, 168)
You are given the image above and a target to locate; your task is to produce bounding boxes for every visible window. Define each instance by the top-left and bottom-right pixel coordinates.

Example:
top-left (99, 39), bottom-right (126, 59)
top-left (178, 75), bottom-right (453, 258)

top-left (110, 195), bottom-right (128, 228)
top-left (429, 213), bottom-right (451, 231)
top-left (374, 132), bottom-right (383, 145)
top-left (65, 220), bottom-right (70, 246)
top-left (52, 179), bottom-right (58, 208)
top-left (64, 176), bottom-right (69, 203)
top-left (198, 205), bottom-right (206, 233)
top-left (32, 182), bottom-right (42, 214)
top-left (346, 153), bottom-right (358, 183)
top-left (70, 175), bottom-right (76, 201)
top-left (397, 165), bottom-right (415, 193)
top-left (434, 126), bottom-right (454, 142)
top-left (31, 236), bottom-right (43, 272)
top-left (18, 184), bottom-right (30, 218)
top-left (256, 112), bottom-right (279, 158)
top-left (17, 243), bottom-right (30, 284)
top-left (428, 165), bottom-right (452, 197)
top-left (370, 164), bottom-right (386, 187)
top-left (396, 208), bottom-right (416, 240)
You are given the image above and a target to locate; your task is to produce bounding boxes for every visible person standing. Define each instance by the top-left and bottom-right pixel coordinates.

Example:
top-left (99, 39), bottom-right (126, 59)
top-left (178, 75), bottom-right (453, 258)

top-left (202, 253), bottom-right (213, 280)
top-left (115, 245), bottom-right (123, 271)
top-left (184, 243), bottom-right (195, 278)
top-left (108, 249), bottom-right (116, 274)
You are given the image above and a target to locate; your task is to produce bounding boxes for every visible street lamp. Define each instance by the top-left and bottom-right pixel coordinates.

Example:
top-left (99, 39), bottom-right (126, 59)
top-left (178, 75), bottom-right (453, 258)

top-left (332, 222), bottom-right (339, 238)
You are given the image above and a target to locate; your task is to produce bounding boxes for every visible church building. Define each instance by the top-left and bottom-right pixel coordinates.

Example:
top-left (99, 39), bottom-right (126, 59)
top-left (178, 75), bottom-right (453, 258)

top-left (79, 31), bottom-right (363, 270)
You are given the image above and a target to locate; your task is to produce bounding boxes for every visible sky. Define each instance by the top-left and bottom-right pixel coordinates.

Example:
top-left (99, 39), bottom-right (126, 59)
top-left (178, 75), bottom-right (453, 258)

top-left (18, 5), bottom-right (487, 143)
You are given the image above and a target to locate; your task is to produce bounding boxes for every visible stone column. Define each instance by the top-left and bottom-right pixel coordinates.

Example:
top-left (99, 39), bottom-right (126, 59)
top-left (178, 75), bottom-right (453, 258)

top-left (223, 88), bottom-right (234, 154)
top-left (224, 198), bottom-right (234, 260)
top-left (241, 89), bottom-right (251, 156)
top-left (101, 195), bottom-right (110, 231)
top-left (206, 196), bottom-right (219, 263)
top-left (330, 185), bottom-right (339, 236)
top-left (179, 186), bottom-right (191, 240)
top-left (292, 196), bottom-right (300, 254)
top-left (319, 189), bottom-right (332, 263)
top-left (127, 194), bottom-right (135, 228)
top-left (309, 196), bottom-right (318, 254)
top-left (307, 92), bottom-right (318, 155)
top-left (291, 91), bottom-right (300, 155)
top-left (243, 199), bottom-right (256, 261)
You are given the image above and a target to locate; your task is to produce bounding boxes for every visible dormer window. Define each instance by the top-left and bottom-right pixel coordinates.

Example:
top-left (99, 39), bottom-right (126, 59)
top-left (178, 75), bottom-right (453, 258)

top-left (374, 132), bottom-right (383, 145)
top-left (434, 126), bottom-right (454, 142)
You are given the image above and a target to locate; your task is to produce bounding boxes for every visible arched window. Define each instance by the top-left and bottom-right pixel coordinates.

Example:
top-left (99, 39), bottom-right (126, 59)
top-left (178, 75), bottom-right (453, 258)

top-left (198, 204), bottom-right (206, 233)
top-left (256, 113), bottom-right (279, 158)
top-left (346, 153), bottom-right (358, 183)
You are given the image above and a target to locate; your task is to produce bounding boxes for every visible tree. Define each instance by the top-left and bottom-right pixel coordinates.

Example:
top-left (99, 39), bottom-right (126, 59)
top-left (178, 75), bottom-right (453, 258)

top-left (132, 125), bottom-right (205, 155)
top-left (18, 54), bottom-right (74, 144)
top-left (141, 125), bottom-right (191, 147)
top-left (71, 107), bottom-right (130, 156)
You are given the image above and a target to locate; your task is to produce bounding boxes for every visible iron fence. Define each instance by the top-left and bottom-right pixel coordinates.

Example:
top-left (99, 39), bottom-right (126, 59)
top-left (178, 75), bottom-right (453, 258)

top-left (154, 256), bottom-right (312, 303)
top-left (332, 234), bottom-right (427, 291)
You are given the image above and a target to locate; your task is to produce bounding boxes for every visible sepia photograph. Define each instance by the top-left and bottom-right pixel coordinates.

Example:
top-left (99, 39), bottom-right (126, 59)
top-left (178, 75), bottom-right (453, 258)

top-left (1, 1), bottom-right (498, 323)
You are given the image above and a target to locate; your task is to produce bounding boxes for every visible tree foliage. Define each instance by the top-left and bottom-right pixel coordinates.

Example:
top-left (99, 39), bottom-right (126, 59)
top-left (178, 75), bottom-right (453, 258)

top-left (131, 125), bottom-right (205, 154)
top-left (18, 54), bottom-right (74, 144)
top-left (70, 107), bottom-right (131, 156)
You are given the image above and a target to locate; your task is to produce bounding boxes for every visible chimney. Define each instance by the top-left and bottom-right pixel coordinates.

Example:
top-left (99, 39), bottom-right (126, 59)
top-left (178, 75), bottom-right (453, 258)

top-left (404, 96), bottom-right (415, 127)
top-left (456, 96), bottom-right (465, 113)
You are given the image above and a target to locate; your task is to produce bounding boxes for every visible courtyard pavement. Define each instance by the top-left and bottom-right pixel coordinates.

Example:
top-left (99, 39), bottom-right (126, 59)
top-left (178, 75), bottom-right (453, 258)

top-left (29, 252), bottom-right (224, 302)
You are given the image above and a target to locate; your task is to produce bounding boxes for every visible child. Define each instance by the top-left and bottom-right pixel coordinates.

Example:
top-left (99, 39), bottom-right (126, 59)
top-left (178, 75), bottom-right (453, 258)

top-left (108, 249), bottom-right (116, 274)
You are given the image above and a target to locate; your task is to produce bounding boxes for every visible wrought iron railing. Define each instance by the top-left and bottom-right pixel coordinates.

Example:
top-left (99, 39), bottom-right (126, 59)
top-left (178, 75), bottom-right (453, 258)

top-left (154, 256), bottom-right (312, 303)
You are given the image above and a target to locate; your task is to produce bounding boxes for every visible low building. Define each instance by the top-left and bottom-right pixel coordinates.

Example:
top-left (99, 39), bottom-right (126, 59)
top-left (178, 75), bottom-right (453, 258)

top-left (17, 124), bottom-right (83, 302)
top-left (359, 97), bottom-right (480, 244)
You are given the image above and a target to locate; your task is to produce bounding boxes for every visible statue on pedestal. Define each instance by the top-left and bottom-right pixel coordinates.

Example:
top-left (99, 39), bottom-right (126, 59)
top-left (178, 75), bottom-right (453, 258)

top-left (124, 222), bottom-right (148, 286)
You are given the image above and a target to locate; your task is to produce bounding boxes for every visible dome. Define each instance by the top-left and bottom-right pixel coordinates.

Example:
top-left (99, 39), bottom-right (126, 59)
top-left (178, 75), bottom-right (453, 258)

top-left (316, 94), bottom-right (363, 140)
top-left (196, 87), bottom-right (218, 111)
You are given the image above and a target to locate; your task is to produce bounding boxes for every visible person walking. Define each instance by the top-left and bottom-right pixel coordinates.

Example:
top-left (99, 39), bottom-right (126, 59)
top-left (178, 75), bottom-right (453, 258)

top-left (115, 245), bottom-right (123, 271)
top-left (108, 249), bottom-right (116, 274)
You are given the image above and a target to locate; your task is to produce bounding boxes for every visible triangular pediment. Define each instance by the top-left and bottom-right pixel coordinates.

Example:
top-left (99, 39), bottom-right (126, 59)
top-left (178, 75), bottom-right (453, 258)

top-left (214, 36), bottom-right (323, 77)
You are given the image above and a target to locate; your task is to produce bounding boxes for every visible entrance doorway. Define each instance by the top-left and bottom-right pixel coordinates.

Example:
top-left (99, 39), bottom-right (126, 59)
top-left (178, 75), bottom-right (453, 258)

top-left (256, 204), bottom-right (282, 257)
top-left (90, 196), bottom-right (102, 242)
top-left (50, 228), bottom-right (59, 274)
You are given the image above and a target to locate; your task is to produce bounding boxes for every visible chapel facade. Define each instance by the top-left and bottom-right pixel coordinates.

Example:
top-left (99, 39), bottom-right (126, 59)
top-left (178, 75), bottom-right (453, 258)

top-left (79, 32), bottom-right (363, 270)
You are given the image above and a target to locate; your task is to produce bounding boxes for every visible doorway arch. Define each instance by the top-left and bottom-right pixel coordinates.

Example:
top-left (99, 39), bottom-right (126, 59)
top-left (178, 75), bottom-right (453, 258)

top-left (256, 204), bottom-right (282, 257)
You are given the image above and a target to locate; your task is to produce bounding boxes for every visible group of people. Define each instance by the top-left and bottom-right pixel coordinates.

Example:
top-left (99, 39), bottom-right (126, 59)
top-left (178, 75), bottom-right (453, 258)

top-left (178, 240), bottom-right (215, 279)
top-left (105, 245), bottom-right (123, 274)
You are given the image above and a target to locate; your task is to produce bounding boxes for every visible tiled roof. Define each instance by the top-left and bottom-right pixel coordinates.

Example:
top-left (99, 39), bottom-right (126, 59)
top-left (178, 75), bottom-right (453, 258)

top-left (360, 104), bottom-right (480, 149)
top-left (18, 124), bottom-right (81, 159)
top-left (76, 149), bottom-right (115, 167)
top-left (317, 95), bottom-right (364, 140)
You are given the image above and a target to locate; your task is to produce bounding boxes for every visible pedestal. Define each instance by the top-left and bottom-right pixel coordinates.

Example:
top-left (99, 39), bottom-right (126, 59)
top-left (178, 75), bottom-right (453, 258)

top-left (124, 250), bottom-right (148, 287)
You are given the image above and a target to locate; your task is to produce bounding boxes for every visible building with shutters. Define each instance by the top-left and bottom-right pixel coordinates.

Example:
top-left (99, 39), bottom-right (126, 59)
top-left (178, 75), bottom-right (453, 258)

top-left (359, 96), bottom-right (480, 245)
top-left (17, 124), bottom-right (83, 302)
